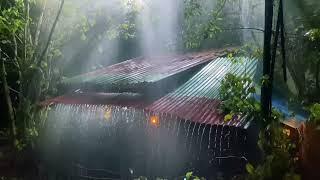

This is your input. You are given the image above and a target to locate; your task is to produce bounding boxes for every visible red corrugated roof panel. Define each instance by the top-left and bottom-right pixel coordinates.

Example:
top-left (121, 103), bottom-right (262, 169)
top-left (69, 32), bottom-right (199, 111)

top-left (146, 96), bottom-right (248, 128)
top-left (62, 48), bottom-right (232, 90)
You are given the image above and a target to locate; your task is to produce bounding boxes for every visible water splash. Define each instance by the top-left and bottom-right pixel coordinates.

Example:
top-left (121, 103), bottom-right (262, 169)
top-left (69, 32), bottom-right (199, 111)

top-left (41, 103), bottom-right (249, 177)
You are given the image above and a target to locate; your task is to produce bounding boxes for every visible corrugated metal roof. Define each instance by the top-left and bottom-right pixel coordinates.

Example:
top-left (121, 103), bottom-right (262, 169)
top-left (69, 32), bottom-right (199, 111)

top-left (44, 56), bottom-right (259, 128)
top-left (62, 48), bottom-right (231, 91)
top-left (146, 57), bottom-right (259, 128)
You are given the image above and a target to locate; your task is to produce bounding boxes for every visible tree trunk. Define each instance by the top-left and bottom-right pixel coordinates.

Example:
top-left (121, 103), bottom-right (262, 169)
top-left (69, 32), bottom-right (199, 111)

top-left (0, 51), bottom-right (17, 147)
top-left (316, 60), bottom-right (320, 92)
top-left (261, 0), bottom-right (273, 121)
top-left (12, 34), bottom-right (26, 136)
top-left (24, 0), bottom-right (30, 135)
top-left (301, 123), bottom-right (320, 179)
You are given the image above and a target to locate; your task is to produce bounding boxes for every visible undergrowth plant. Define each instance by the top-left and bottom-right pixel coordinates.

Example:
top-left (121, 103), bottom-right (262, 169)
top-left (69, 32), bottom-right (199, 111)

top-left (219, 72), bottom-right (300, 180)
top-left (246, 120), bottom-right (300, 180)
top-left (309, 103), bottom-right (320, 125)
top-left (219, 73), bottom-right (260, 121)
top-left (185, 172), bottom-right (205, 180)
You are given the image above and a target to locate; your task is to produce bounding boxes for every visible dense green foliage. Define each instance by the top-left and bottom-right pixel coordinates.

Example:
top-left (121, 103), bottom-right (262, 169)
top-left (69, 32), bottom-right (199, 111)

top-left (183, 0), bottom-right (226, 49)
top-left (0, 0), bottom-right (81, 149)
top-left (246, 122), bottom-right (300, 180)
top-left (0, 0), bottom-right (140, 148)
top-left (219, 73), bottom-right (300, 179)
top-left (309, 103), bottom-right (320, 125)
top-left (219, 73), bottom-right (260, 121)
top-left (57, 0), bottom-right (139, 76)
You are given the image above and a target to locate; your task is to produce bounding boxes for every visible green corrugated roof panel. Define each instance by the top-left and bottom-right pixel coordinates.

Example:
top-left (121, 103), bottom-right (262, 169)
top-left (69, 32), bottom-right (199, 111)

top-left (171, 57), bottom-right (259, 99)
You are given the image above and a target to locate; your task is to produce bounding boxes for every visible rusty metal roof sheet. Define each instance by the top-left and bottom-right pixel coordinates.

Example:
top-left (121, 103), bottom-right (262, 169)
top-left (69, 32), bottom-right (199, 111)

top-left (62, 48), bottom-right (231, 91)
top-left (146, 57), bottom-right (259, 128)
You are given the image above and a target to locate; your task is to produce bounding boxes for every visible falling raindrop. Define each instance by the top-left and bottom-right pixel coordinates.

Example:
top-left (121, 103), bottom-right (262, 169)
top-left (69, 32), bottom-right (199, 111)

top-left (188, 122), bottom-right (197, 152)
top-left (176, 119), bottom-right (182, 137)
top-left (207, 125), bottom-right (213, 149)
top-left (199, 123), bottom-right (207, 155)
top-left (196, 123), bottom-right (202, 145)
top-left (213, 125), bottom-right (219, 158)
top-left (218, 125), bottom-right (225, 165)
top-left (185, 120), bottom-right (193, 148)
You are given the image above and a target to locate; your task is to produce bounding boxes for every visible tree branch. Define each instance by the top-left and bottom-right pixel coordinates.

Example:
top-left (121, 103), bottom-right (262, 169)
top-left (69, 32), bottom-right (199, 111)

top-left (12, 34), bottom-right (21, 70)
top-left (221, 27), bottom-right (265, 33)
top-left (37, 0), bottom-right (64, 66)
top-left (215, 0), bottom-right (228, 16)
top-left (221, 27), bottom-right (300, 38)
top-left (215, 155), bottom-right (248, 161)
top-left (8, 86), bottom-right (22, 94)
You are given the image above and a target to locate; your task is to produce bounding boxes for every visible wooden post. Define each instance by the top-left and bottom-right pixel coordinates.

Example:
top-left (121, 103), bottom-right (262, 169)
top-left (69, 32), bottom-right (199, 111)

top-left (261, 0), bottom-right (273, 121)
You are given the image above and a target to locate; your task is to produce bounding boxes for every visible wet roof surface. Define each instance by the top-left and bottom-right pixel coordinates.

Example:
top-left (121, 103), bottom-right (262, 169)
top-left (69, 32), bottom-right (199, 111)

top-left (40, 92), bottom-right (148, 108)
top-left (44, 53), bottom-right (260, 128)
top-left (62, 48), bottom-right (231, 90)
top-left (146, 57), bottom-right (259, 128)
